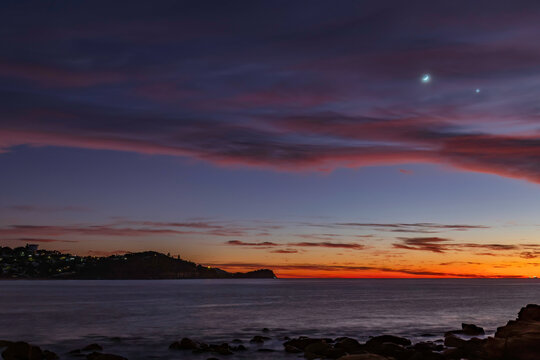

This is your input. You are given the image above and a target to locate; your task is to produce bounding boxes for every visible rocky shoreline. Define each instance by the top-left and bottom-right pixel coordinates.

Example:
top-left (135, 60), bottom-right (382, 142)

top-left (1, 304), bottom-right (538, 360)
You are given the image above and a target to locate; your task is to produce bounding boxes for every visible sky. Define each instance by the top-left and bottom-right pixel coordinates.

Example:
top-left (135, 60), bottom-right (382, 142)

top-left (1, 0), bottom-right (540, 278)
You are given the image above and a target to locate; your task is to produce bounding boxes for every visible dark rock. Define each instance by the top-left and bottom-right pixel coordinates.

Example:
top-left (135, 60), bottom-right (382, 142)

top-left (461, 323), bottom-right (485, 336)
top-left (518, 303), bottom-right (540, 321)
top-left (256, 348), bottom-right (275, 352)
top-left (412, 341), bottom-right (445, 354)
top-left (484, 304), bottom-right (540, 360)
top-left (1, 341), bottom-right (42, 360)
top-left (325, 347), bottom-right (348, 359)
top-left (262, 328), bottom-right (270, 333)
top-left (82, 344), bottom-right (103, 352)
top-left (230, 344), bottom-right (246, 351)
top-left (249, 335), bottom-right (270, 343)
top-left (284, 344), bottom-right (302, 353)
top-left (43, 350), bottom-right (59, 360)
top-left (365, 335), bottom-right (411, 347)
top-left (86, 352), bottom-right (127, 360)
top-left (337, 354), bottom-right (390, 360)
top-left (304, 341), bottom-right (331, 356)
top-left (231, 339), bottom-right (242, 343)
top-left (68, 349), bottom-right (82, 355)
top-left (443, 334), bottom-right (467, 348)
top-left (283, 337), bottom-right (325, 350)
top-left (334, 337), bottom-right (362, 353)
top-left (445, 323), bottom-right (484, 337)
top-left (169, 337), bottom-right (199, 350)
top-left (0, 341), bottom-right (13, 348)
top-left (211, 343), bottom-right (232, 356)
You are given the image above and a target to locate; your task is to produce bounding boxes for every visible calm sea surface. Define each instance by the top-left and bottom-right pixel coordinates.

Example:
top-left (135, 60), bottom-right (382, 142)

top-left (0, 279), bottom-right (539, 359)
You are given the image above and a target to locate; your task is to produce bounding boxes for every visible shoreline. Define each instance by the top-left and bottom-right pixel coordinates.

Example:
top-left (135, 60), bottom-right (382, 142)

top-left (2, 304), bottom-right (538, 360)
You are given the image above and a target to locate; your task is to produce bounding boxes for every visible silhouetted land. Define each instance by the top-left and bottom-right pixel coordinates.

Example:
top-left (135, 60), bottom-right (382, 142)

top-left (0, 245), bottom-right (276, 279)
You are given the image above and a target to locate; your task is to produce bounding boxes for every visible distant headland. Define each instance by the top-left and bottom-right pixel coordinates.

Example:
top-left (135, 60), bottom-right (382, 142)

top-left (0, 244), bottom-right (276, 279)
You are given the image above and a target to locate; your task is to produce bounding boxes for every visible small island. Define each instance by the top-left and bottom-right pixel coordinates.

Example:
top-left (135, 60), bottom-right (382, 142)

top-left (0, 245), bottom-right (276, 280)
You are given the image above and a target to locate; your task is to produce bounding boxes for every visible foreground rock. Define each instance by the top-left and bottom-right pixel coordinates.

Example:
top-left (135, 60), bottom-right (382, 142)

top-left (169, 337), bottom-right (246, 356)
top-left (1, 342), bottom-right (58, 360)
top-left (280, 304), bottom-right (540, 360)
top-left (483, 303), bottom-right (540, 360)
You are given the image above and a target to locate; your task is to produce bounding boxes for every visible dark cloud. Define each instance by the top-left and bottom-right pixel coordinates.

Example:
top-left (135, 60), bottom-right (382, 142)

top-left (225, 240), bottom-right (365, 250)
top-left (328, 223), bottom-right (488, 233)
top-left (1, 2), bottom-right (540, 182)
top-left (393, 237), bottom-right (521, 253)
top-left (226, 240), bottom-right (279, 247)
top-left (9, 238), bottom-right (78, 243)
top-left (270, 249), bottom-right (299, 254)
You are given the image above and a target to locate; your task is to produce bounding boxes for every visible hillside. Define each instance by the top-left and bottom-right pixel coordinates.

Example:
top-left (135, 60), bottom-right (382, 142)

top-left (0, 246), bottom-right (276, 279)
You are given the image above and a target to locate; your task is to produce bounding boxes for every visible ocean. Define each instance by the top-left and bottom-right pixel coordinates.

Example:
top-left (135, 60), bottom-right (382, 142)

top-left (0, 278), bottom-right (538, 359)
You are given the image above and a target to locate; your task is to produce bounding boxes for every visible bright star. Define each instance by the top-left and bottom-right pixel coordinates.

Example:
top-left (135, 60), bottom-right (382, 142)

top-left (421, 74), bottom-right (431, 83)
top-left (475, 88), bottom-right (480, 93)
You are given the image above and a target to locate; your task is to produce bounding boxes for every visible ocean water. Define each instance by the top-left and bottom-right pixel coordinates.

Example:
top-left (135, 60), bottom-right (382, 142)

top-left (0, 279), bottom-right (539, 359)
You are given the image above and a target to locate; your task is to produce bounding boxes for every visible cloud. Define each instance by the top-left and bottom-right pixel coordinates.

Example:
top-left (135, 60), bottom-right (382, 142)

top-left (0, 220), bottom-right (255, 238)
top-left (225, 240), bottom-right (365, 250)
top-left (393, 237), bottom-right (451, 253)
top-left (7, 205), bottom-right (91, 213)
top-left (226, 240), bottom-right (279, 247)
top-left (393, 237), bottom-right (521, 253)
top-left (1, 2), bottom-right (540, 183)
top-left (327, 222), bottom-right (488, 233)
top-left (520, 251), bottom-right (540, 259)
top-left (270, 249), bottom-right (299, 254)
top-left (292, 242), bottom-right (365, 250)
top-left (8, 237), bottom-right (78, 243)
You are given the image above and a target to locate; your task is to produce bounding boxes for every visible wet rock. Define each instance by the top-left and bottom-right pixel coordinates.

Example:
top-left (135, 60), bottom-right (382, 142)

top-left (518, 303), bottom-right (540, 321)
top-left (443, 334), bottom-right (467, 348)
top-left (337, 354), bottom-right (390, 360)
top-left (445, 323), bottom-right (484, 337)
top-left (365, 335), bottom-right (411, 347)
top-left (249, 335), bottom-right (270, 343)
top-left (483, 304), bottom-right (540, 360)
top-left (43, 350), bottom-right (59, 360)
top-left (211, 343), bottom-right (232, 356)
top-left (283, 337), bottom-right (325, 350)
top-left (262, 328), bottom-right (270, 333)
top-left (304, 341), bottom-right (332, 358)
top-left (229, 344), bottom-right (246, 351)
top-left (86, 352), bottom-right (127, 360)
top-left (0, 341), bottom-right (13, 348)
top-left (284, 344), bottom-right (302, 353)
top-left (334, 337), bottom-right (362, 353)
top-left (82, 344), bottom-right (103, 352)
top-left (169, 337), bottom-right (199, 350)
top-left (412, 341), bottom-right (440, 352)
top-left (1, 341), bottom-right (42, 360)
top-left (231, 339), bottom-right (242, 343)
top-left (325, 347), bottom-right (348, 359)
